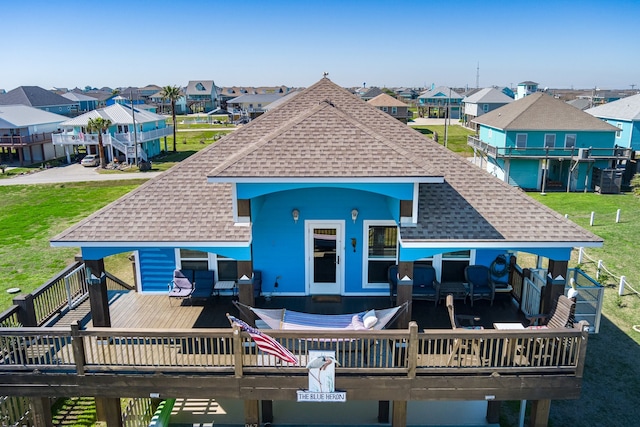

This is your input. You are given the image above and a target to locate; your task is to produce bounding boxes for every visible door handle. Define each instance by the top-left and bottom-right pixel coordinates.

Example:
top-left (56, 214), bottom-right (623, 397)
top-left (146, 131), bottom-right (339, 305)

top-left (336, 256), bottom-right (340, 265)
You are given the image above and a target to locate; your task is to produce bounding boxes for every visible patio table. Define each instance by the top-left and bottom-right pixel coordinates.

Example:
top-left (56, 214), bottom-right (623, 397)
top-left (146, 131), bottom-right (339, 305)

top-left (440, 282), bottom-right (469, 304)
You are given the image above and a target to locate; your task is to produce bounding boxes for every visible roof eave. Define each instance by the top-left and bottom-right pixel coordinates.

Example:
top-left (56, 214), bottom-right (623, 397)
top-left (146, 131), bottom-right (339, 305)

top-left (207, 176), bottom-right (445, 184)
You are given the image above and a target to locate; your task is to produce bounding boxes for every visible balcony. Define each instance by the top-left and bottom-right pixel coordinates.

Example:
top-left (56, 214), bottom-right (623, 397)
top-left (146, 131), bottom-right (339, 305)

top-left (467, 135), bottom-right (633, 160)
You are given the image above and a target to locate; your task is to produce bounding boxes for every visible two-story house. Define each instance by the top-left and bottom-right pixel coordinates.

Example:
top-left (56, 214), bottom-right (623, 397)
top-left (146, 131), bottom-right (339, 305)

top-left (0, 105), bottom-right (68, 165)
top-left (61, 92), bottom-right (99, 113)
top-left (585, 93), bottom-right (640, 151)
top-left (417, 86), bottom-right (463, 119)
top-left (52, 103), bottom-right (172, 164)
top-left (515, 81), bottom-right (539, 100)
top-left (468, 92), bottom-right (627, 192)
top-left (462, 87), bottom-right (514, 130)
top-left (186, 80), bottom-right (219, 113)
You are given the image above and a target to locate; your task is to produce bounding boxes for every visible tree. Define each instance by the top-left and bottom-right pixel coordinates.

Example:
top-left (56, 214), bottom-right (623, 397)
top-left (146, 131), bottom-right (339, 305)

top-left (86, 117), bottom-right (112, 168)
top-left (161, 85), bottom-right (181, 152)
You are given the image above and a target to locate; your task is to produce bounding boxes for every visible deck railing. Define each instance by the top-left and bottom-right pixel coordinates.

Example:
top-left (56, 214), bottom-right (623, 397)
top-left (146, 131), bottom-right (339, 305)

top-left (0, 321), bottom-right (589, 378)
top-left (520, 269), bottom-right (546, 317)
top-left (568, 268), bottom-right (604, 333)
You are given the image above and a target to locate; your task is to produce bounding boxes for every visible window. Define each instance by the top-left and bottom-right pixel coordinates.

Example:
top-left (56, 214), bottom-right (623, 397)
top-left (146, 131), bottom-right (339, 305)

top-left (482, 104), bottom-right (489, 113)
top-left (365, 223), bottom-right (398, 285)
top-left (544, 134), bottom-right (556, 148)
top-left (415, 250), bottom-right (474, 282)
top-left (382, 106), bottom-right (388, 112)
top-left (488, 129), bottom-right (493, 138)
top-left (565, 134), bottom-right (576, 149)
top-left (516, 133), bottom-right (527, 149)
top-left (616, 123), bottom-right (622, 138)
top-left (391, 106), bottom-right (397, 115)
top-left (178, 249), bottom-right (237, 281)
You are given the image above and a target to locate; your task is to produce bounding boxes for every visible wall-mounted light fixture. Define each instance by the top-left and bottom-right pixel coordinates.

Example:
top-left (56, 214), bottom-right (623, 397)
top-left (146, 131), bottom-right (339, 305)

top-left (292, 209), bottom-right (300, 223)
top-left (351, 208), bottom-right (358, 223)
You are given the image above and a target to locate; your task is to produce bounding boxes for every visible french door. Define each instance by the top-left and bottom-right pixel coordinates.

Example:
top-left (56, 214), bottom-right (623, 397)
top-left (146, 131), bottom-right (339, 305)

top-left (306, 221), bottom-right (344, 295)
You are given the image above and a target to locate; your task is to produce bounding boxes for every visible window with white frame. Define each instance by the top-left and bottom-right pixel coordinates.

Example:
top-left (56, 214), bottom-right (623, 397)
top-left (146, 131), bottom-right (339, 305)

top-left (565, 134), bottom-right (576, 149)
top-left (616, 123), bottom-right (622, 138)
top-left (382, 106), bottom-right (388, 112)
top-left (488, 129), bottom-right (493, 138)
top-left (516, 133), bottom-right (527, 149)
top-left (364, 222), bottom-right (398, 286)
top-left (544, 134), bottom-right (556, 148)
top-left (482, 104), bottom-right (489, 113)
top-left (177, 249), bottom-right (237, 281)
top-left (415, 250), bottom-right (474, 283)
top-left (391, 106), bottom-right (397, 115)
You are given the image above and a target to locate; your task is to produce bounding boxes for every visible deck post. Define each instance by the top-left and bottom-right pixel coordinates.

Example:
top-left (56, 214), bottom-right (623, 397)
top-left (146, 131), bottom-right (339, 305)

top-left (396, 262), bottom-right (414, 329)
top-left (261, 400), bottom-right (273, 424)
top-left (529, 399), bottom-right (551, 427)
top-left (95, 397), bottom-right (123, 427)
top-left (29, 397), bottom-right (53, 427)
top-left (13, 293), bottom-right (37, 326)
top-left (542, 260), bottom-right (568, 314)
top-left (244, 399), bottom-right (259, 426)
top-left (237, 261), bottom-right (255, 325)
top-left (407, 322), bottom-right (418, 378)
top-left (70, 321), bottom-right (86, 375)
top-left (85, 259), bottom-right (111, 328)
top-left (391, 400), bottom-right (407, 427)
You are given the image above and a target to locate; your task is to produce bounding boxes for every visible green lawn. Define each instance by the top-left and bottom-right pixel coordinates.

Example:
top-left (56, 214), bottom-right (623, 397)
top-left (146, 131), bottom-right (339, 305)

top-left (410, 124), bottom-right (474, 156)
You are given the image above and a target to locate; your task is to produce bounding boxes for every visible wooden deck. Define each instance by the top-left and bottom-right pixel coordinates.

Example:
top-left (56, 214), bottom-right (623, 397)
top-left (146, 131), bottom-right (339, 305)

top-left (57, 291), bottom-right (527, 331)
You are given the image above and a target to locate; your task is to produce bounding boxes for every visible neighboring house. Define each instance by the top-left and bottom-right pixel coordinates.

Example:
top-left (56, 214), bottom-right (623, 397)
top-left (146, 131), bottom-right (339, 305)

top-left (61, 92), bottom-right (99, 113)
top-left (515, 81), bottom-right (539, 100)
top-left (566, 98), bottom-right (592, 111)
top-left (0, 104), bottom-right (68, 165)
top-left (395, 87), bottom-right (420, 102)
top-left (576, 90), bottom-right (628, 107)
top-left (469, 92), bottom-right (628, 192)
top-left (149, 90), bottom-right (187, 115)
top-left (417, 86), bottom-right (463, 119)
top-left (359, 87), bottom-right (384, 101)
top-left (83, 89), bottom-right (117, 108)
top-left (52, 103), bottom-right (172, 164)
top-left (462, 87), bottom-right (514, 129)
top-left (226, 93), bottom-right (283, 120)
top-left (0, 86), bottom-right (79, 117)
top-left (367, 93), bottom-right (411, 123)
top-left (585, 93), bottom-right (640, 151)
top-left (186, 80), bottom-right (219, 113)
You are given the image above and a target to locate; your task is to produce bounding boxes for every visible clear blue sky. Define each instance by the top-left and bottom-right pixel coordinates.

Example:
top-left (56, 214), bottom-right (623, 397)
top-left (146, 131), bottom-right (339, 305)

top-left (2, 0), bottom-right (638, 91)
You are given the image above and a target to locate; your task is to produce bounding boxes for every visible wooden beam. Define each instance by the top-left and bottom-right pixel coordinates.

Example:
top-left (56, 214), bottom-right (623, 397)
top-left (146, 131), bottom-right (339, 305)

top-left (392, 400), bottom-right (407, 427)
top-left (95, 397), bottom-right (123, 427)
top-left (244, 399), bottom-right (259, 426)
top-left (30, 397), bottom-right (53, 427)
top-left (85, 259), bottom-right (111, 328)
top-left (529, 399), bottom-right (551, 427)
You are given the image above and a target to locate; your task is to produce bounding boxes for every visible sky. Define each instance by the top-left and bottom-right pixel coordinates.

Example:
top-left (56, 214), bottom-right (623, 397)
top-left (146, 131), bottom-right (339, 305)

top-left (2, 0), bottom-right (639, 91)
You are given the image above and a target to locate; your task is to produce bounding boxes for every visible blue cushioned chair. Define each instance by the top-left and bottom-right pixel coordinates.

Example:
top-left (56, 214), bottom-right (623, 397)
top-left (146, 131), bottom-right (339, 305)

top-left (388, 265), bottom-right (440, 306)
top-left (464, 265), bottom-right (495, 307)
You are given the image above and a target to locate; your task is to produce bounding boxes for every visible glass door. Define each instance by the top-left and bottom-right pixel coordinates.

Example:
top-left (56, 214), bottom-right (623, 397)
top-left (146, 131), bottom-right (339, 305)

top-left (307, 221), bottom-right (344, 295)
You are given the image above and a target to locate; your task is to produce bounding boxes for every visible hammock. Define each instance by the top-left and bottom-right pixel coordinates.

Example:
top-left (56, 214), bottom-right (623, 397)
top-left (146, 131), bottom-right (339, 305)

top-left (234, 301), bottom-right (407, 331)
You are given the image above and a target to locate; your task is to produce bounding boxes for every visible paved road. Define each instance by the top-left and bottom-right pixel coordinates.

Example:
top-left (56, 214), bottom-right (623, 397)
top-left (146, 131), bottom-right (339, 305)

top-left (0, 163), bottom-right (162, 186)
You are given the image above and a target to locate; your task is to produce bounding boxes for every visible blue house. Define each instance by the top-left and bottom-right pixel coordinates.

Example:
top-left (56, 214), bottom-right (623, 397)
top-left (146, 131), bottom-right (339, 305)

top-left (515, 81), bottom-right (539, 100)
top-left (61, 91), bottom-right (99, 113)
top-left (51, 78), bottom-right (601, 297)
top-left (585, 93), bottom-right (640, 151)
top-left (52, 103), bottom-right (172, 164)
top-left (469, 92), bottom-right (627, 191)
top-left (462, 87), bottom-right (514, 130)
top-left (417, 86), bottom-right (463, 119)
top-left (0, 86), bottom-right (79, 117)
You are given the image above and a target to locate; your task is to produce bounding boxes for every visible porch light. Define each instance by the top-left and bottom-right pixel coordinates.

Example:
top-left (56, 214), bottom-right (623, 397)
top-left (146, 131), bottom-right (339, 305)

top-left (292, 209), bottom-right (300, 223)
top-left (351, 209), bottom-right (358, 223)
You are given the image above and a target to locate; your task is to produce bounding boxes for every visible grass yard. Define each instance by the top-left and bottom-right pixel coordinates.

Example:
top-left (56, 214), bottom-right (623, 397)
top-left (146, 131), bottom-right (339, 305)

top-left (410, 124), bottom-right (475, 156)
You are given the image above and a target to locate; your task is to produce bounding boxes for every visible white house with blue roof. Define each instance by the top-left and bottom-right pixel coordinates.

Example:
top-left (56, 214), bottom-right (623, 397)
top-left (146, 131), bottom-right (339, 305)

top-left (585, 93), bottom-right (640, 151)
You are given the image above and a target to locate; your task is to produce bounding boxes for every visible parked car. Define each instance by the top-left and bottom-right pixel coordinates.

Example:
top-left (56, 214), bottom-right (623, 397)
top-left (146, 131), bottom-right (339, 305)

top-left (81, 154), bottom-right (99, 167)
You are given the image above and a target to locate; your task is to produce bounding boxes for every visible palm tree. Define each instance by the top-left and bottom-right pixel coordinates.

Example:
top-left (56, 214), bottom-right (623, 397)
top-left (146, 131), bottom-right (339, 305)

top-left (86, 117), bottom-right (112, 168)
top-left (161, 85), bottom-right (182, 152)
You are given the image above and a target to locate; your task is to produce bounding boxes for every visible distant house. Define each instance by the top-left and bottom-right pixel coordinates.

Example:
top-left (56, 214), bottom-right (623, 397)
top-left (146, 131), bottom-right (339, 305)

top-left (417, 86), bottom-right (463, 119)
top-left (227, 94), bottom-right (283, 120)
top-left (186, 80), bottom-right (219, 113)
top-left (469, 92), bottom-right (627, 192)
top-left (52, 104), bottom-right (172, 164)
top-left (566, 98), bottom-right (592, 111)
top-left (462, 87), bottom-right (514, 129)
top-left (149, 90), bottom-right (187, 115)
top-left (0, 105), bottom-right (68, 165)
top-left (61, 92), bottom-right (99, 113)
top-left (586, 93), bottom-right (640, 151)
top-left (359, 87), bottom-right (384, 101)
top-left (395, 87), bottom-right (419, 102)
top-left (0, 86), bottom-right (79, 117)
top-left (367, 93), bottom-right (411, 123)
top-left (515, 81), bottom-right (539, 100)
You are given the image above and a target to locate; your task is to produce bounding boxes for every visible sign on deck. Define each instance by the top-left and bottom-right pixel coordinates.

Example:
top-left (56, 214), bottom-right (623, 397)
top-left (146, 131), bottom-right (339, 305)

top-left (296, 391), bottom-right (347, 402)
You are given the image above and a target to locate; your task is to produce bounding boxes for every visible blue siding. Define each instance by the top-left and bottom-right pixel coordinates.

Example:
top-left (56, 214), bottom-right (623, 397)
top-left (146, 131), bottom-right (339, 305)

top-left (138, 248), bottom-right (177, 293)
top-left (508, 159), bottom-right (541, 189)
top-left (251, 187), bottom-right (396, 295)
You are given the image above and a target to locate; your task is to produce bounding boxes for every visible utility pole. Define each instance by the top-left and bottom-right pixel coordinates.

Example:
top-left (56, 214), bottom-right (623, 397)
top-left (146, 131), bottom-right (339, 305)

top-left (129, 91), bottom-right (138, 166)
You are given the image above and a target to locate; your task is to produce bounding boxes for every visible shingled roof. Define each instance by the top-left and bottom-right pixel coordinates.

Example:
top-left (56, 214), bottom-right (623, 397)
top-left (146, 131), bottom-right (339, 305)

top-left (0, 86), bottom-right (77, 107)
top-left (472, 92), bottom-right (619, 132)
top-left (51, 78), bottom-right (601, 248)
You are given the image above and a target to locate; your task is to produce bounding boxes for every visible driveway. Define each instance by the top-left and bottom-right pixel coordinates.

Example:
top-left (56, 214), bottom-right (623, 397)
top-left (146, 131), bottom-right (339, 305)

top-left (0, 163), bottom-right (162, 186)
